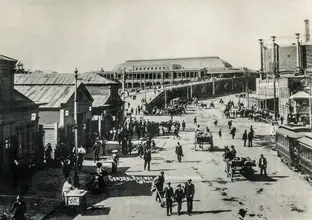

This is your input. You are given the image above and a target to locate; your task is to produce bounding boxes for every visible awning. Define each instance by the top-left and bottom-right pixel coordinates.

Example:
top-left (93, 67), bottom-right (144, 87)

top-left (290, 91), bottom-right (311, 100)
top-left (276, 128), bottom-right (305, 139)
top-left (298, 137), bottom-right (312, 150)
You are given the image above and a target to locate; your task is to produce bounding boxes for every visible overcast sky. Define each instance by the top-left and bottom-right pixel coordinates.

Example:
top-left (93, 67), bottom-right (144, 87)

top-left (0, 0), bottom-right (311, 73)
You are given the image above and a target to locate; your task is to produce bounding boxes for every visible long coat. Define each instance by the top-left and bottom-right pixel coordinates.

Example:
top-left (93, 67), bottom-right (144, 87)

top-left (184, 183), bottom-right (195, 198)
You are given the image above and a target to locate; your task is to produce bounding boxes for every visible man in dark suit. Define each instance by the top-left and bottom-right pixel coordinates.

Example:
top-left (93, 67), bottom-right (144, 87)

top-left (258, 154), bottom-right (267, 176)
top-left (175, 184), bottom-right (184, 215)
top-left (143, 149), bottom-right (151, 171)
top-left (175, 142), bottom-right (184, 162)
top-left (164, 182), bottom-right (174, 216)
top-left (184, 179), bottom-right (195, 215)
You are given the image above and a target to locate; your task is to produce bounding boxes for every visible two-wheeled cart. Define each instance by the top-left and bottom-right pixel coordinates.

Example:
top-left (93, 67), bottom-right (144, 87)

top-left (226, 157), bottom-right (256, 181)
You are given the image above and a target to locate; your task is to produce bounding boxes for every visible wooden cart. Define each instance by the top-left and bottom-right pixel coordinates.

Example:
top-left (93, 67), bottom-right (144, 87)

top-left (226, 158), bottom-right (256, 181)
top-left (195, 135), bottom-right (213, 151)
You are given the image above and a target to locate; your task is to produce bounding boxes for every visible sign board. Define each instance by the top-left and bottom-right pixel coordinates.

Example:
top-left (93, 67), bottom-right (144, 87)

top-left (31, 113), bottom-right (36, 121)
top-left (67, 196), bottom-right (80, 205)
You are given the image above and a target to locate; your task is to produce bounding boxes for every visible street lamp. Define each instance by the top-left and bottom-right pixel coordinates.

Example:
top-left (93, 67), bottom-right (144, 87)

top-left (74, 68), bottom-right (79, 187)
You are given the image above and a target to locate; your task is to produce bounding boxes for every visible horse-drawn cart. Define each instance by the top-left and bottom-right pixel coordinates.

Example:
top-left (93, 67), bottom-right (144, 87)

top-left (195, 134), bottom-right (213, 151)
top-left (225, 157), bottom-right (256, 181)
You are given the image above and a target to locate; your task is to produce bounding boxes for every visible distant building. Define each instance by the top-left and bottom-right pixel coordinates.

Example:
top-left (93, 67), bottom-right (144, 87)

top-left (0, 54), bottom-right (41, 183)
top-left (99, 56), bottom-right (247, 89)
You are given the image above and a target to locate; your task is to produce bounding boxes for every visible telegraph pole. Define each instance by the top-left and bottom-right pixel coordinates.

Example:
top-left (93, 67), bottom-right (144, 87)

top-left (123, 68), bottom-right (126, 120)
top-left (244, 67), bottom-right (250, 109)
top-left (271, 36), bottom-right (277, 121)
top-left (74, 68), bottom-right (79, 187)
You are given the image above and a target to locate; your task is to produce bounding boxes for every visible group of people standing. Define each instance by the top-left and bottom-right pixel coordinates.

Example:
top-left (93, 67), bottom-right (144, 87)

top-left (153, 172), bottom-right (196, 216)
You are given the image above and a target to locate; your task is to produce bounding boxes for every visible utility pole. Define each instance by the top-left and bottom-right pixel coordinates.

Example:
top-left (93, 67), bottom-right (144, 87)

top-left (272, 36), bottom-right (277, 121)
top-left (244, 67), bottom-right (250, 109)
top-left (74, 68), bottom-right (79, 187)
top-left (309, 75), bottom-right (312, 129)
top-left (123, 68), bottom-right (126, 121)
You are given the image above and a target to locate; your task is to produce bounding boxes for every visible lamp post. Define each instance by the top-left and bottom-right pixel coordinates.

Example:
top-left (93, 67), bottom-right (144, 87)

top-left (74, 68), bottom-right (79, 187)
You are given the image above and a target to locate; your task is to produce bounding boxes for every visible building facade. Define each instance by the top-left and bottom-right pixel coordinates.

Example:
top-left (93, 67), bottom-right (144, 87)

top-left (15, 83), bottom-right (94, 148)
top-left (0, 54), bottom-right (41, 184)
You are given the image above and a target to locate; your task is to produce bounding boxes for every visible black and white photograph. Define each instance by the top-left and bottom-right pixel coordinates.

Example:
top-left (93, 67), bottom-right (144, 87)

top-left (0, 0), bottom-right (312, 219)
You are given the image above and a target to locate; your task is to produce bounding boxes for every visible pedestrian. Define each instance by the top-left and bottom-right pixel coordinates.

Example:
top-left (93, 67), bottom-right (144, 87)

top-left (76, 145), bottom-right (86, 170)
top-left (144, 149), bottom-right (151, 171)
top-left (128, 139), bottom-right (133, 155)
top-left (175, 184), bottom-right (184, 215)
top-left (248, 130), bottom-right (253, 147)
top-left (11, 195), bottom-right (27, 220)
top-left (193, 116), bottom-right (197, 125)
top-left (280, 116), bottom-right (284, 125)
top-left (101, 139), bottom-right (106, 156)
top-left (228, 120), bottom-right (232, 129)
top-left (138, 139), bottom-right (144, 158)
top-left (230, 145), bottom-right (236, 158)
top-left (175, 142), bottom-right (184, 162)
top-left (242, 130), bottom-right (247, 147)
top-left (62, 159), bottom-right (71, 179)
top-left (182, 120), bottom-right (186, 131)
top-left (230, 127), bottom-right (236, 139)
top-left (164, 182), bottom-right (174, 216)
top-left (153, 171), bottom-right (165, 202)
top-left (45, 143), bottom-right (53, 168)
top-left (218, 129), bottom-right (222, 138)
top-left (205, 126), bottom-right (210, 133)
top-left (174, 126), bottom-right (180, 139)
top-left (111, 150), bottom-right (119, 173)
top-left (152, 140), bottom-right (156, 151)
top-left (184, 179), bottom-right (195, 216)
top-left (93, 141), bottom-right (101, 163)
top-left (258, 154), bottom-right (267, 177)
top-left (214, 120), bottom-right (218, 126)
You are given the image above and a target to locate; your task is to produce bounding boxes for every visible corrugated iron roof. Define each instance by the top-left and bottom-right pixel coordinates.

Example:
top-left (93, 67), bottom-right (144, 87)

top-left (85, 85), bottom-right (110, 107)
top-left (14, 73), bottom-right (117, 85)
top-left (0, 54), bottom-right (17, 62)
top-left (15, 85), bottom-right (75, 108)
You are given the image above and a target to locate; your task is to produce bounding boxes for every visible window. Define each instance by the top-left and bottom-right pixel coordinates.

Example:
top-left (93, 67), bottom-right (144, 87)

top-left (143, 68), bottom-right (146, 70)
top-left (136, 68), bottom-right (138, 70)
top-left (140, 68), bottom-right (142, 70)
top-left (147, 68), bottom-right (149, 70)
top-left (151, 67), bottom-right (153, 70)
top-left (163, 67), bottom-right (165, 69)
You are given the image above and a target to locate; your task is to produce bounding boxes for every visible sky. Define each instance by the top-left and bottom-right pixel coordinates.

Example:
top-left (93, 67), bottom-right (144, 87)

top-left (0, 0), bottom-right (311, 73)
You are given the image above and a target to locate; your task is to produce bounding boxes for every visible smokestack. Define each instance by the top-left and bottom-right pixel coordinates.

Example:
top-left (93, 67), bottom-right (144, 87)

top-left (305, 19), bottom-right (310, 42)
top-left (295, 33), bottom-right (301, 70)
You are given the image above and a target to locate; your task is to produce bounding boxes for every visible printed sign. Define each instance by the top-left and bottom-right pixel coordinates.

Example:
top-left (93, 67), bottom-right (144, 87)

top-left (107, 175), bottom-right (155, 184)
top-left (68, 196), bottom-right (79, 205)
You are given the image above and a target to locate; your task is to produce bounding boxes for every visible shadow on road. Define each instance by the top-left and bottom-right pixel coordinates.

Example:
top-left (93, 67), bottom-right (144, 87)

top-left (82, 206), bottom-right (111, 216)
top-left (242, 174), bottom-right (277, 182)
top-left (189, 209), bottom-right (232, 215)
top-left (181, 160), bottom-right (202, 163)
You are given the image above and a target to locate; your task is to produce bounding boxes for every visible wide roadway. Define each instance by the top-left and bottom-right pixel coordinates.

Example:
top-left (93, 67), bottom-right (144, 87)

top-left (73, 95), bottom-right (312, 220)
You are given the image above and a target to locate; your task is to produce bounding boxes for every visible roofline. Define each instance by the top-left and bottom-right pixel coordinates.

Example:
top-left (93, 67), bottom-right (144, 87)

top-left (0, 54), bottom-right (18, 62)
top-left (125, 56), bottom-right (220, 62)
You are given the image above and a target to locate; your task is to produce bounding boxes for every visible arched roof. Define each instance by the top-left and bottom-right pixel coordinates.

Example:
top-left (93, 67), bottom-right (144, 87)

top-left (113, 56), bottom-right (232, 71)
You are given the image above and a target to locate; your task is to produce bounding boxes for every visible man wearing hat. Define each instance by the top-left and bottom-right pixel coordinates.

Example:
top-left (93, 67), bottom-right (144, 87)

top-left (153, 171), bottom-right (165, 202)
top-left (175, 184), bottom-right (184, 215)
top-left (143, 149), bottom-right (152, 171)
top-left (164, 182), bottom-right (174, 216)
top-left (184, 179), bottom-right (195, 215)
top-left (175, 142), bottom-right (184, 162)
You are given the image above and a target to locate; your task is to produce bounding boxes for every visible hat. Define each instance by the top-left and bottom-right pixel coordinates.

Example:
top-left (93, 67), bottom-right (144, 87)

top-left (188, 179), bottom-right (192, 182)
top-left (177, 184), bottom-right (181, 187)
top-left (112, 150), bottom-right (118, 153)
top-left (160, 171), bottom-right (164, 174)
top-left (167, 182), bottom-right (171, 185)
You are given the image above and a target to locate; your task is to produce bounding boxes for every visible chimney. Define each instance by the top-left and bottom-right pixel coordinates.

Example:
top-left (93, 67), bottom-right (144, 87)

top-left (295, 33), bottom-right (301, 70)
top-left (305, 19), bottom-right (310, 42)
